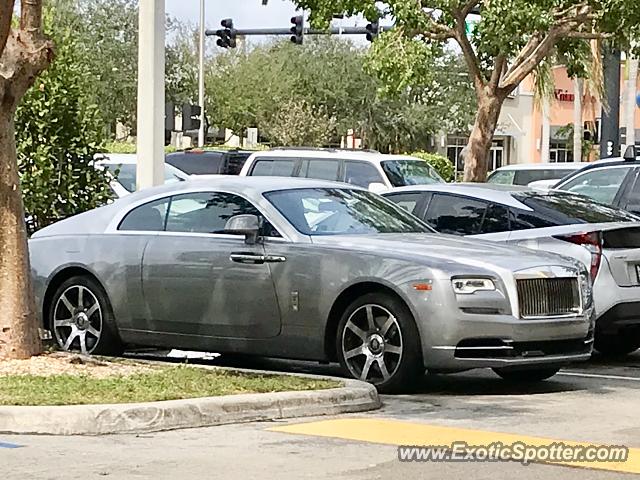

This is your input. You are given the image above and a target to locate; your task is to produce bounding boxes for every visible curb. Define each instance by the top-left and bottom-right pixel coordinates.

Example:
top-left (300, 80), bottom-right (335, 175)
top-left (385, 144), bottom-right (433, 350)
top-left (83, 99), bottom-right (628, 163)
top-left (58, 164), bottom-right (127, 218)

top-left (0, 368), bottom-right (380, 435)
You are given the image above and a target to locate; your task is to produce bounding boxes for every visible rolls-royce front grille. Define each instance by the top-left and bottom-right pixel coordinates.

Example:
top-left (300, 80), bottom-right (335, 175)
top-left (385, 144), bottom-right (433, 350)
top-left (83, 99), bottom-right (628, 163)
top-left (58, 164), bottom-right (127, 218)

top-left (517, 277), bottom-right (580, 318)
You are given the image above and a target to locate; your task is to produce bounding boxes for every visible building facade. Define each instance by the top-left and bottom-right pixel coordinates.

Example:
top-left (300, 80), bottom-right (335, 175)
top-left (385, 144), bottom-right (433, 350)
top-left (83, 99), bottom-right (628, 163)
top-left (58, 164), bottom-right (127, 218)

top-left (435, 63), bottom-right (640, 172)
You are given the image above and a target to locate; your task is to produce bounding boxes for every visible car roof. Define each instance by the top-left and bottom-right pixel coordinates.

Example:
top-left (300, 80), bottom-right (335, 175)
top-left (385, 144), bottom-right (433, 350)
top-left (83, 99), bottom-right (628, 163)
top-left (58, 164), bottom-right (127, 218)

top-left (248, 148), bottom-right (422, 165)
top-left (491, 163), bottom-right (583, 172)
top-left (383, 183), bottom-right (535, 209)
top-left (94, 153), bottom-right (137, 165)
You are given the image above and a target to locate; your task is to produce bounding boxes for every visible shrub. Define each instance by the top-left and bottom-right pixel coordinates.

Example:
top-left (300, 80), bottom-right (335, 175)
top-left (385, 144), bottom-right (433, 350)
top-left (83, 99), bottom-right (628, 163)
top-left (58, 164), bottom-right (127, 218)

top-left (409, 151), bottom-right (455, 182)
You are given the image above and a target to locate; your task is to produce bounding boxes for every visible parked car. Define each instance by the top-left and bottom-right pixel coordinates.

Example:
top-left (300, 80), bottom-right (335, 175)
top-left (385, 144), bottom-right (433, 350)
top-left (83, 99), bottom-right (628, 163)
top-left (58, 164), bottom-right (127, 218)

top-left (29, 177), bottom-right (593, 391)
top-left (165, 149), bottom-right (253, 176)
top-left (383, 184), bottom-right (640, 356)
top-left (95, 153), bottom-right (188, 198)
top-left (239, 147), bottom-right (444, 192)
top-left (488, 163), bottom-right (583, 187)
top-left (553, 146), bottom-right (640, 212)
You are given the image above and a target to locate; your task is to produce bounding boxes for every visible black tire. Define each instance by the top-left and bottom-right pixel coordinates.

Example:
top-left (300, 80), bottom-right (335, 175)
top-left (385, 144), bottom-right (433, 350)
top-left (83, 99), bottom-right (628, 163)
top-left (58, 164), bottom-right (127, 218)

top-left (492, 366), bottom-right (560, 382)
top-left (48, 275), bottom-right (123, 356)
top-left (594, 333), bottom-right (640, 357)
top-left (336, 292), bottom-right (423, 393)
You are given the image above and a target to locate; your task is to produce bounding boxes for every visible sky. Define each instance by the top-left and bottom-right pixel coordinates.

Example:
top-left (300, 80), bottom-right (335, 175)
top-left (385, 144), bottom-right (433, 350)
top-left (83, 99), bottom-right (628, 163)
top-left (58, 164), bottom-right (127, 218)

top-left (165, 0), bottom-right (373, 42)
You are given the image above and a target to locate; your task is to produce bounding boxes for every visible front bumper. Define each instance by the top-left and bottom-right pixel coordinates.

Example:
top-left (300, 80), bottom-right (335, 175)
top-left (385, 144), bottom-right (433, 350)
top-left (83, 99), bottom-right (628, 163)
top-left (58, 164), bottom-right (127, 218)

top-left (399, 278), bottom-right (594, 372)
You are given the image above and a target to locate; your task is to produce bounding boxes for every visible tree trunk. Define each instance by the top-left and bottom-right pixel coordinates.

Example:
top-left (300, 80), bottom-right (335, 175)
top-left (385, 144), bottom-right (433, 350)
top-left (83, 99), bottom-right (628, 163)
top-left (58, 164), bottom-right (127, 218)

top-left (0, 109), bottom-right (41, 359)
top-left (0, 6), bottom-right (54, 359)
top-left (573, 78), bottom-right (583, 162)
top-left (463, 92), bottom-right (504, 182)
top-left (540, 96), bottom-right (551, 163)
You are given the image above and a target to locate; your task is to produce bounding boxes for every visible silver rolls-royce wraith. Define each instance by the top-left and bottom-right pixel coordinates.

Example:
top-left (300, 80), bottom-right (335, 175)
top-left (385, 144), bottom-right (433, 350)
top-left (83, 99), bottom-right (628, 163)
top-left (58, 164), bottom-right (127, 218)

top-left (29, 177), bottom-right (594, 392)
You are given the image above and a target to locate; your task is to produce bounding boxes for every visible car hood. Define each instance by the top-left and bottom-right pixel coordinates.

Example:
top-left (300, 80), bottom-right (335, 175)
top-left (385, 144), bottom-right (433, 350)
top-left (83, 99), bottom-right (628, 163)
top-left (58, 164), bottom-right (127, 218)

top-left (310, 233), bottom-right (580, 275)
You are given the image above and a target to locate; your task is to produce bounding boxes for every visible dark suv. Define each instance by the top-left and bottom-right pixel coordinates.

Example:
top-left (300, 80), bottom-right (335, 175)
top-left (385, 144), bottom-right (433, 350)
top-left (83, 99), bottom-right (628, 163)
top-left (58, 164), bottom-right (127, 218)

top-left (554, 146), bottom-right (640, 213)
top-left (165, 149), bottom-right (253, 176)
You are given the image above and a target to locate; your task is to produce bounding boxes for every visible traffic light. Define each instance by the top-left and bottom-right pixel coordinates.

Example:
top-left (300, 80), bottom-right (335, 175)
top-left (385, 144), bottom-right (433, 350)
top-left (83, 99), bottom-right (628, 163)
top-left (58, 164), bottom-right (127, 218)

top-left (216, 18), bottom-right (237, 49)
top-left (365, 19), bottom-right (379, 42)
top-left (182, 104), bottom-right (201, 131)
top-left (290, 15), bottom-right (303, 45)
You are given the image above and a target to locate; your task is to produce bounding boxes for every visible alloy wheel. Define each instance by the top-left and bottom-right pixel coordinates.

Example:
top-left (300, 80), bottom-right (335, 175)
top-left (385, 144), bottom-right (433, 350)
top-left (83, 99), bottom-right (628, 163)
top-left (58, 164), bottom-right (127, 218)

top-left (53, 285), bottom-right (103, 354)
top-left (341, 304), bottom-right (403, 384)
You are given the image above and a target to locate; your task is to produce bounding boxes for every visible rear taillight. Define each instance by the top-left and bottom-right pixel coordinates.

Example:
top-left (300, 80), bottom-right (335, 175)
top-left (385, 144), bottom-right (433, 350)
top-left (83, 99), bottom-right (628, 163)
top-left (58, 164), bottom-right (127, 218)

top-left (554, 232), bottom-right (602, 281)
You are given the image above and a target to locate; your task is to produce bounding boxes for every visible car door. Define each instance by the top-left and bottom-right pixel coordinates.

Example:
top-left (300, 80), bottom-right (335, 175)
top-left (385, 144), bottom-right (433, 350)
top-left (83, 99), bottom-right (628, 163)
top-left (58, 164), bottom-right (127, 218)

top-left (141, 191), bottom-right (282, 340)
top-left (297, 158), bottom-right (341, 181)
top-left (343, 160), bottom-right (386, 189)
top-left (556, 165), bottom-right (636, 206)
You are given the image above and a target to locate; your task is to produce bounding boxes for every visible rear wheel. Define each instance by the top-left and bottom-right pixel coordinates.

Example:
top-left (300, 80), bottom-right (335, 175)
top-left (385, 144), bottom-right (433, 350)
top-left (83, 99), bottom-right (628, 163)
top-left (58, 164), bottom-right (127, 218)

top-left (594, 333), bottom-right (640, 357)
top-left (336, 292), bottom-right (422, 393)
top-left (49, 275), bottom-right (123, 356)
top-left (492, 366), bottom-right (560, 382)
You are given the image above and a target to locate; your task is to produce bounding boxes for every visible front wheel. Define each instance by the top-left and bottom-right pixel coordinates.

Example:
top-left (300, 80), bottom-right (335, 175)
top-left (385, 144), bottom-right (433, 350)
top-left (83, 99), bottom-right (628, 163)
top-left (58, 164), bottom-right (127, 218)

top-left (49, 275), bottom-right (123, 356)
top-left (336, 292), bottom-right (423, 393)
top-left (492, 366), bottom-right (560, 382)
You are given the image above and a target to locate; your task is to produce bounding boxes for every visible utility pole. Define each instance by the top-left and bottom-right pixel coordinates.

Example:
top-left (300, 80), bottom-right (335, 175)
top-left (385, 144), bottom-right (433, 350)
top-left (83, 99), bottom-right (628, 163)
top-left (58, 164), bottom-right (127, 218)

top-left (600, 46), bottom-right (621, 159)
top-left (197, 0), bottom-right (206, 148)
top-left (136, 0), bottom-right (165, 190)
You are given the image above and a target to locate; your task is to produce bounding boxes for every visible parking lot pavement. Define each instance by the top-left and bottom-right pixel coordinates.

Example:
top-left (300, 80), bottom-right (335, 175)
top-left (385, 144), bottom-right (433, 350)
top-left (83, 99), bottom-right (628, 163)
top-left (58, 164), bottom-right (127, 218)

top-left (2, 351), bottom-right (640, 479)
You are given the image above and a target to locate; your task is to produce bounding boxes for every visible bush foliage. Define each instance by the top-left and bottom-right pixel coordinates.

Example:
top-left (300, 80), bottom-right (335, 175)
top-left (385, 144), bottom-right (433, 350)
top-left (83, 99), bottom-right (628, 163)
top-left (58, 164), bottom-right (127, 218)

top-left (15, 16), bottom-right (113, 231)
top-left (410, 152), bottom-right (455, 182)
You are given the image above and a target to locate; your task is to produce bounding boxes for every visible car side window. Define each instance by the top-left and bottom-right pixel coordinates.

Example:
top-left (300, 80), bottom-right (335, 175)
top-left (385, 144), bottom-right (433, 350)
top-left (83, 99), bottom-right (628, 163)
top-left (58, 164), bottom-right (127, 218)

top-left (299, 159), bottom-right (340, 181)
top-left (250, 158), bottom-right (296, 177)
top-left (481, 204), bottom-right (510, 233)
top-left (344, 161), bottom-right (384, 188)
top-left (118, 198), bottom-right (170, 231)
top-left (383, 192), bottom-right (422, 215)
top-left (424, 194), bottom-right (488, 235)
top-left (487, 170), bottom-right (515, 185)
top-left (509, 208), bottom-right (556, 230)
top-left (620, 168), bottom-right (640, 214)
top-left (559, 167), bottom-right (631, 204)
top-left (165, 192), bottom-right (280, 237)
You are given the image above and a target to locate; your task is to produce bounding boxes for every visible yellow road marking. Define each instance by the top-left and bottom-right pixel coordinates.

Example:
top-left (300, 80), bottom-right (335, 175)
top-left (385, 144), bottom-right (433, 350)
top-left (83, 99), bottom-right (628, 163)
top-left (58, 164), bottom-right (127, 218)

top-left (270, 418), bottom-right (640, 474)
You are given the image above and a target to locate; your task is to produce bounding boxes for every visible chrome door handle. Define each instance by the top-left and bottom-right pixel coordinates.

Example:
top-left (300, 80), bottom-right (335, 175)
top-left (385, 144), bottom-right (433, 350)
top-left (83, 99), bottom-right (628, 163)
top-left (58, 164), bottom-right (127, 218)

top-left (230, 253), bottom-right (286, 264)
top-left (263, 254), bottom-right (286, 263)
top-left (230, 253), bottom-right (265, 264)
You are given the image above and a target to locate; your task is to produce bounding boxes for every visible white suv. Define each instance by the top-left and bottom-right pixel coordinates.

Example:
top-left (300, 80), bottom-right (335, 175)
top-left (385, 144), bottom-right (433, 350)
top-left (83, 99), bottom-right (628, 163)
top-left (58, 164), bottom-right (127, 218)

top-left (239, 148), bottom-right (444, 192)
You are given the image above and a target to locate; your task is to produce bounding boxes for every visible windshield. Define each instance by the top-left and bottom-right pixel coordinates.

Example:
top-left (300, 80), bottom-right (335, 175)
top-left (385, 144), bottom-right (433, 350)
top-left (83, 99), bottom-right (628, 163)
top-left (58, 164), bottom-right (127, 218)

top-left (513, 191), bottom-right (640, 224)
top-left (381, 160), bottom-right (444, 187)
top-left (106, 164), bottom-right (184, 193)
top-left (511, 168), bottom-right (576, 186)
top-left (265, 188), bottom-right (433, 236)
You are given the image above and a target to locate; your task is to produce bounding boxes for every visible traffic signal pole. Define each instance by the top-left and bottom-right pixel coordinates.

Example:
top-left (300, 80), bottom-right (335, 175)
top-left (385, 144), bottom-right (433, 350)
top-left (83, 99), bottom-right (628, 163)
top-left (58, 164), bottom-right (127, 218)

top-left (197, 0), bottom-right (205, 148)
top-left (206, 26), bottom-right (390, 37)
top-left (600, 46), bottom-right (621, 159)
top-left (136, 0), bottom-right (165, 190)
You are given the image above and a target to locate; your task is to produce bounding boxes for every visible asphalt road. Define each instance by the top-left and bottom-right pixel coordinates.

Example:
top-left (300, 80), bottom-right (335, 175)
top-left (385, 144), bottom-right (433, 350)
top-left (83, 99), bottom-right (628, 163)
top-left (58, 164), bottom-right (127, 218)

top-left (2, 351), bottom-right (640, 479)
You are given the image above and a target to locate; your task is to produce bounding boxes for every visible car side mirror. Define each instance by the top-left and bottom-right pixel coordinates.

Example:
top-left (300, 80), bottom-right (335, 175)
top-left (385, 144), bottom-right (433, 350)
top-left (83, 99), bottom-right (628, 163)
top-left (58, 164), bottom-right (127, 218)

top-left (224, 214), bottom-right (261, 244)
top-left (623, 145), bottom-right (637, 161)
top-left (368, 182), bottom-right (387, 193)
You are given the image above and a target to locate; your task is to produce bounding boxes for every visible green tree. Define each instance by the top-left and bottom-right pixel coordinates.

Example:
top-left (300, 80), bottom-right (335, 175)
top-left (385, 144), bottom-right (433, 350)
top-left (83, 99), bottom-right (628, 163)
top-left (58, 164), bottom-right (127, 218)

top-left (205, 37), bottom-right (475, 152)
top-left (15, 14), bottom-right (113, 232)
top-left (293, 0), bottom-right (640, 181)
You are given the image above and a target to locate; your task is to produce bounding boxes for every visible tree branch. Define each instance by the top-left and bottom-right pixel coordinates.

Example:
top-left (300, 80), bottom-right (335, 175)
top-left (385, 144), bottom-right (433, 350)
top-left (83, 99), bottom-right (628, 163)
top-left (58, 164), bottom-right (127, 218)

top-left (452, 9), bottom-right (485, 94)
top-left (0, 0), bottom-right (15, 55)
top-left (500, 25), bottom-right (571, 90)
top-left (460, 0), bottom-right (480, 19)
top-left (567, 31), bottom-right (612, 39)
top-left (20, 0), bottom-right (42, 33)
top-left (489, 54), bottom-right (506, 90)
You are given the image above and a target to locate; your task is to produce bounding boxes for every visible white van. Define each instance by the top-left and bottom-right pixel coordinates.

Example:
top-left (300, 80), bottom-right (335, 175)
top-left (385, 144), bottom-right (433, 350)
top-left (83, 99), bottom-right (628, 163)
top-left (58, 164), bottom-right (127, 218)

top-left (239, 148), bottom-right (444, 192)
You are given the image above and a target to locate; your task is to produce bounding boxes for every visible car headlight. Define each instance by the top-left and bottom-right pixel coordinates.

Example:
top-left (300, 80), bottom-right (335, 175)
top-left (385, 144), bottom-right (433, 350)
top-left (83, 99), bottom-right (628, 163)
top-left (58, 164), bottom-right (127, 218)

top-left (452, 278), bottom-right (496, 294)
